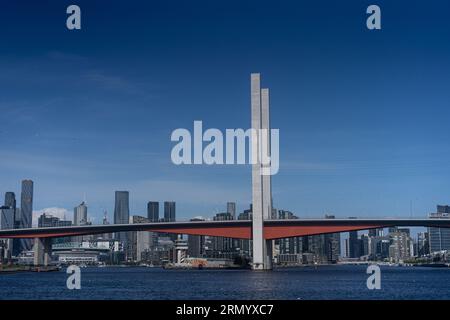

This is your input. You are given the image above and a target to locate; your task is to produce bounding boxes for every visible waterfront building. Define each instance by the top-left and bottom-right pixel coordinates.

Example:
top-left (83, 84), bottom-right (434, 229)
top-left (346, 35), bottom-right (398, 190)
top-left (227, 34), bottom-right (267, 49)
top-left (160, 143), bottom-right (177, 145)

top-left (188, 217), bottom-right (205, 258)
top-left (19, 180), bottom-right (33, 252)
top-left (227, 202), bottom-right (236, 219)
top-left (417, 232), bottom-right (429, 257)
top-left (389, 230), bottom-right (412, 263)
top-left (129, 215), bottom-right (155, 262)
top-left (428, 206), bottom-right (450, 253)
top-left (210, 212), bottom-right (235, 259)
top-left (147, 201), bottom-right (159, 222)
top-left (73, 201), bottom-right (88, 226)
top-left (348, 230), bottom-right (360, 258)
top-left (114, 191), bottom-right (130, 260)
top-left (164, 201), bottom-right (176, 222)
top-left (38, 213), bottom-right (72, 228)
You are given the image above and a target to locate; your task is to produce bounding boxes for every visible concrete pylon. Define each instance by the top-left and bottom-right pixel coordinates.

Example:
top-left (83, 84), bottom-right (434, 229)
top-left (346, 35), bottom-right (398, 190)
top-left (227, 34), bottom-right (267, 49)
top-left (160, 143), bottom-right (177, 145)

top-left (251, 73), bottom-right (273, 270)
top-left (33, 238), bottom-right (52, 267)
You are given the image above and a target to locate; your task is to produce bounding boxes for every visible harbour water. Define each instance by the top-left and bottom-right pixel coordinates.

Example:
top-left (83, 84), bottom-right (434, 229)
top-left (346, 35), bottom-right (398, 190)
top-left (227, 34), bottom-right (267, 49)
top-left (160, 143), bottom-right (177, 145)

top-left (1, 265), bottom-right (449, 300)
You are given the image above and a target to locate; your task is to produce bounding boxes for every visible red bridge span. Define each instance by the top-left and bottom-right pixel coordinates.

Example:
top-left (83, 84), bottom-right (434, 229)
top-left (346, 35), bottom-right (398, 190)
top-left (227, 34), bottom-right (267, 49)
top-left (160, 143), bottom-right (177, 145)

top-left (1, 218), bottom-right (449, 240)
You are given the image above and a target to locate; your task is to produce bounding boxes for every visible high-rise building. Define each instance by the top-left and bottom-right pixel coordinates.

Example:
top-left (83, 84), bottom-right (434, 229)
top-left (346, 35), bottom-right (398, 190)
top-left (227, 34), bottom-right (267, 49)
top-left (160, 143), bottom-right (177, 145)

top-left (389, 230), bottom-right (412, 263)
top-left (130, 215), bottom-right (152, 262)
top-left (114, 191), bottom-right (130, 224)
top-left (210, 212), bottom-right (235, 259)
top-left (38, 213), bottom-right (72, 228)
top-left (227, 202), bottom-right (236, 219)
top-left (278, 210), bottom-right (302, 257)
top-left (20, 180), bottom-right (33, 229)
top-left (348, 231), bottom-right (360, 258)
top-left (19, 180), bottom-right (33, 252)
top-left (147, 201), bottom-right (159, 222)
top-left (188, 217), bottom-right (205, 258)
top-left (0, 194), bottom-right (15, 260)
top-left (1, 192), bottom-right (16, 231)
top-left (164, 201), bottom-right (176, 222)
top-left (0, 206), bottom-right (15, 230)
top-left (428, 206), bottom-right (450, 253)
top-left (437, 205), bottom-right (450, 214)
top-left (73, 201), bottom-right (88, 226)
top-left (114, 191), bottom-right (130, 259)
top-left (4, 192), bottom-right (16, 209)
top-left (369, 228), bottom-right (384, 237)
top-left (324, 215), bottom-right (340, 263)
top-left (417, 232), bottom-right (429, 257)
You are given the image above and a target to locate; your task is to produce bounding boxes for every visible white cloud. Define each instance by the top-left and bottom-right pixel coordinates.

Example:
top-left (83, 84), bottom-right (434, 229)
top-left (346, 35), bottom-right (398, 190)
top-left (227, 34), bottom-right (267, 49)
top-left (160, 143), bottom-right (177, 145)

top-left (32, 207), bottom-right (72, 227)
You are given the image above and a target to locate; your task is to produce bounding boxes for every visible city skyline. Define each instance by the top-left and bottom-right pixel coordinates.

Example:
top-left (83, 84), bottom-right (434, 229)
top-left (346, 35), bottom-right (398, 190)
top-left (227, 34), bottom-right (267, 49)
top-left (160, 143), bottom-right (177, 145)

top-left (1, 1), bottom-right (450, 224)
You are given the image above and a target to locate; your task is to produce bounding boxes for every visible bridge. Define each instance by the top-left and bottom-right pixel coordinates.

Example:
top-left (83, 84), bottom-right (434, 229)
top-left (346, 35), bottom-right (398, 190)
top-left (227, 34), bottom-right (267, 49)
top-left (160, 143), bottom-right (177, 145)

top-left (1, 218), bottom-right (449, 267)
top-left (2, 74), bottom-right (448, 270)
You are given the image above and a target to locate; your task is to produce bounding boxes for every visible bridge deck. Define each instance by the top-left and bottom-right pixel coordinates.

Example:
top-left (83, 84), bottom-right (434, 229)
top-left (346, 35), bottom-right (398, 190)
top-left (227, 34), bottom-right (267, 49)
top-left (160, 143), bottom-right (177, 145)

top-left (0, 219), bottom-right (449, 240)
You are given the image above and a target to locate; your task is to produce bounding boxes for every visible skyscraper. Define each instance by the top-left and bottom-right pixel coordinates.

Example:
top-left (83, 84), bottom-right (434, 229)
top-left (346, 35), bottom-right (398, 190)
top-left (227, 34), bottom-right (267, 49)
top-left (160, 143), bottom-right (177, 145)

top-left (73, 201), bottom-right (88, 226)
top-left (348, 231), bottom-right (360, 258)
top-left (114, 191), bottom-right (130, 258)
top-left (20, 180), bottom-right (33, 251)
top-left (4, 192), bottom-right (16, 209)
top-left (147, 201), bottom-right (159, 222)
top-left (20, 180), bottom-right (33, 229)
top-left (227, 202), bottom-right (236, 219)
top-left (164, 201), bottom-right (176, 241)
top-left (164, 201), bottom-right (176, 222)
top-left (428, 205), bottom-right (450, 253)
top-left (1, 192), bottom-right (16, 230)
top-left (114, 191), bottom-right (130, 225)
top-left (188, 217), bottom-right (205, 258)
top-left (324, 215), bottom-right (340, 263)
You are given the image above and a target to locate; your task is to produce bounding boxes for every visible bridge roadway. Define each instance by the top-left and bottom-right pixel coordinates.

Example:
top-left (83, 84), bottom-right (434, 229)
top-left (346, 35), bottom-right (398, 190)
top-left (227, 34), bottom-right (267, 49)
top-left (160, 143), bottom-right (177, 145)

top-left (1, 218), bottom-right (450, 240)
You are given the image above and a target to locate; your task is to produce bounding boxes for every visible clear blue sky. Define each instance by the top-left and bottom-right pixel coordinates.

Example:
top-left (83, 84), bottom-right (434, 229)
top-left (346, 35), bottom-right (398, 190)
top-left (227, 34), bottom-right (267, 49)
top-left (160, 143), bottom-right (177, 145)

top-left (1, 1), bottom-right (450, 223)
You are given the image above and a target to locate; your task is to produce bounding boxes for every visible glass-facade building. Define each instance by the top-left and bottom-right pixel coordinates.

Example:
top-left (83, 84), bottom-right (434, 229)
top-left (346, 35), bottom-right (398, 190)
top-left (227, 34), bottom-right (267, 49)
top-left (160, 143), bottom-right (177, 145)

top-left (428, 206), bottom-right (450, 253)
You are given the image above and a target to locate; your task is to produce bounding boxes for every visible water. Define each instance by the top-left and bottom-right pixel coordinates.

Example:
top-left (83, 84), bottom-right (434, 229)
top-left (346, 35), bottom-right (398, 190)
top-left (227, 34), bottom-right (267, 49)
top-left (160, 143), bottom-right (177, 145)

top-left (1, 265), bottom-right (449, 300)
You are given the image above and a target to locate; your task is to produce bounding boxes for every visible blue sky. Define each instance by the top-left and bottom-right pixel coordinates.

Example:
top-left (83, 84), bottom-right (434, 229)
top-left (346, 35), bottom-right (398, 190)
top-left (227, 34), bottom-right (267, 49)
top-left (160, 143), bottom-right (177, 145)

top-left (1, 1), bottom-right (450, 224)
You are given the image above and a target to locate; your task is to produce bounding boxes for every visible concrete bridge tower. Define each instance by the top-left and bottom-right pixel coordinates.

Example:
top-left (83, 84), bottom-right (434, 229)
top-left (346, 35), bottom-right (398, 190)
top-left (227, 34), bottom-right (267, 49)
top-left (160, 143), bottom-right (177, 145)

top-left (251, 73), bottom-right (273, 270)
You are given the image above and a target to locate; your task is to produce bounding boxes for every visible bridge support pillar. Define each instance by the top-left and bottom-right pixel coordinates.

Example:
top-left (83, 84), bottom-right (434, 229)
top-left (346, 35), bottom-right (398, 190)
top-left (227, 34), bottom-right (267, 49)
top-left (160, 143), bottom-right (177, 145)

top-left (251, 73), bottom-right (273, 271)
top-left (33, 238), bottom-right (51, 267)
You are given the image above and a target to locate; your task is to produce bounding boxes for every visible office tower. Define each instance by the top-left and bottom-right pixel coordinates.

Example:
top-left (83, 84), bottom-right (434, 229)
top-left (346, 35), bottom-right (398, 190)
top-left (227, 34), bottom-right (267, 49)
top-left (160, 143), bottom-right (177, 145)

top-left (417, 232), bottom-right (429, 257)
top-left (227, 202), bottom-right (236, 219)
top-left (4, 192), bottom-right (16, 209)
top-left (251, 73), bottom-right (273, 270)
top-left (0, 206), bottom-right (15, 230)
top-left (324, 215), bottom-right (340, 263)
top-left (19, 180), bottom-right (33, 252)
top-left (130, 215), bottom-right (151, 262)
top-left (1, 192), bottom-right (16, 230)
top-left (210, 212), bottom-right (235, 258)
top-left (73, 201), bottom-right (88, 226)
top-left (389, 230), bottom-right (412, 263)
top-left (147, 201), bottom-right (159, 222)
top-left (38, 213), bottom-right (72, 228)
top-left (278, 210), bottom-right (302, 257)
top-left (164, 201), bottom-right (176, 222)
top-left (360, 234), bottom-right (370, 257)
top-left (0, 194), bottom-right (15, 259)
top-left (114, 191), bottom-right (130, 259)
top-left (188, 217), bottom-right (205, 258)
top-left (20, 180), bottom-right (33, 229)
top-left (114, 191), bottom-right (130, 224)
top-left (437, 205), bottom-right (450, 214)
top-left (348, 231), bottom-right (360, 258)
top-left (369, 228), bottom-right (383, 237)
top-left (428, 206), bottom-right (450, 253)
